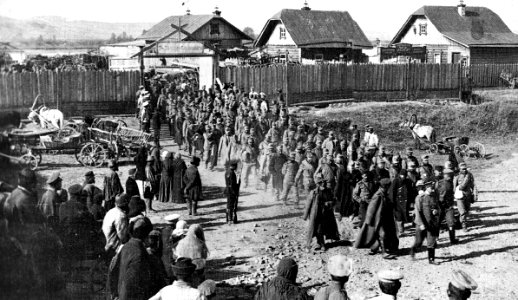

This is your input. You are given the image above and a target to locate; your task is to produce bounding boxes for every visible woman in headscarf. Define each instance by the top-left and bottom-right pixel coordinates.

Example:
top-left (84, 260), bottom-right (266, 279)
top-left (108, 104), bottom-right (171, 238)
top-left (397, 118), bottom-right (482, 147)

top-left (254, 257), bottom-right (309, 300)
top-left (175, 224), bottom-right (209, 287)
top-left (134, 145), bottom-right (148, 199)
top-left (159, 151), bottom-right (174, 203)
top-left (171, 152), bottom-right (187, 204)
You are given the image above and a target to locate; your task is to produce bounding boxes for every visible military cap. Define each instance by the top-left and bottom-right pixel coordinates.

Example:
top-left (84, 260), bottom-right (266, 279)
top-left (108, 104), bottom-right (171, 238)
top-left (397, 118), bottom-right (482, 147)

top-left (421, 154), bottom-right (429, 160)
top-left (392, 156), bottom-right (400, 164)
top-left (380, 178), bottom-right (392, 187)
top-left (451, 269), bottom-right (477, 291)
top-left (328, 255), bottom-right (353, 277)
top-left (68, 184), bottom-right (83, 196)
top-left (459, 162), bottom-right (468, 170)
top-left (444, 161), bottom-right (453, 169)
top-left (378, 270), bottom-right (404, 283)
top-left (289, 152), bottom-right (297, 158)
top-left (84, 171), bottom-right (95, 177)
top-left (443, 168), bottom-right (454, 175)
top-left (434, 165), bottom-right (444, 172)
top-left (47, 172), bottom-right (62, 185)
top-left (416, 180), bottom-right (425, 187)
top-left (424, 180), bottom-right (435, 186)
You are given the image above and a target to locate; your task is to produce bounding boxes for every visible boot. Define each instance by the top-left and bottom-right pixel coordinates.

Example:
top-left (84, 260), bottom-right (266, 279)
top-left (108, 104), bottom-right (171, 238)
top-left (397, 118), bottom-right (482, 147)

top-left (449, 229), bottom-right (459, 244)
top-left (226, 209), bottom-right (231, 224)
top-left (147, 198), bottom-right (156, 213)
top-left (192, 201), bottom-right (198, 216)
top-left (187, 201), bottom-right (192, 216)
top-left (428, 248), bottom-right (439, 265)
top-left (409, 247), bottom-right (417, 261)
top-left (233, 209), bottom-right (238, 224)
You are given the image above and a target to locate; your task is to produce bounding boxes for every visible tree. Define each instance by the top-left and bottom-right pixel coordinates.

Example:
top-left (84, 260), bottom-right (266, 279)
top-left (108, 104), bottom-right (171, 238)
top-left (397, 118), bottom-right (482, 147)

top-left (243, 27), bottom-right (256, 39)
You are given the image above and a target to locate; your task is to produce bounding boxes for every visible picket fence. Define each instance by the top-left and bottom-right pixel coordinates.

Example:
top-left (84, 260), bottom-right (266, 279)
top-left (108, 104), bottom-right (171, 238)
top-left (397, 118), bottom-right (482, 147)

top-left (0, 70), bottom-right (141, 114)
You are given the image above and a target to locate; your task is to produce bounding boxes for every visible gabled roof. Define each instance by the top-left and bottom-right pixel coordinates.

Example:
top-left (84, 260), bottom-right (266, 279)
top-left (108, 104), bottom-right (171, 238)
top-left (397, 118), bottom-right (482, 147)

top-left (137, 14), bottom-right (252, 41)
top-left (391, 6), bottom-right (518, 47)
top-left (0, 42), bottom-right (22, 52)
top-left (254, 9), bottom-right (372, 49)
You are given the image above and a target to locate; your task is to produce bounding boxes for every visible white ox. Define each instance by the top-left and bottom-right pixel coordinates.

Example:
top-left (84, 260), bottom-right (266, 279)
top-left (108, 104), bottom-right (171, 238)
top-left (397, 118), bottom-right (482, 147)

top-left (399, 114), bottom-right (436, 148)
top-left (28, 95), bottom-right (64, 129)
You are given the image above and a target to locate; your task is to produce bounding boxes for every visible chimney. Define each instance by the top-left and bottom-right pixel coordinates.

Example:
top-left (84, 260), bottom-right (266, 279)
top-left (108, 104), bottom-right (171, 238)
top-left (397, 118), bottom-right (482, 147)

top-left (186, 9), bottom-right (191, 15)
top-left (457, 0), bottom-right (466, 17)
top-left (301, 1), bottom-right (311, 11)
top-left (213, 6), bottom-right (221, 17)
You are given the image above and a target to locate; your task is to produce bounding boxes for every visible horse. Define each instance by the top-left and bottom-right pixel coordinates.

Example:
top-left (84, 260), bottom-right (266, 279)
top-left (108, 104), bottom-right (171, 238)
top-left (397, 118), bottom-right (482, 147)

top-left (399, 114), bottom-right (436, 149)
top-left (27, 95), bottom-right (64, 129)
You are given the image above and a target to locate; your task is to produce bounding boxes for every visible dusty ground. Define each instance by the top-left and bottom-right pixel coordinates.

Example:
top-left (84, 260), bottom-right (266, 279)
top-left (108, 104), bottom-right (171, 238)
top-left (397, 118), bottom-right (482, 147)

top-left (19, 103), bottom-right (518, 300)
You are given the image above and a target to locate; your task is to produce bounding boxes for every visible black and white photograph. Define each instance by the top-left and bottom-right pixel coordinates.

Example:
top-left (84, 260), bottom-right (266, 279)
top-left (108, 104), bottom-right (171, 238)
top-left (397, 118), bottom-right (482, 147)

top-left (0, 0), bottom-right (517, 299)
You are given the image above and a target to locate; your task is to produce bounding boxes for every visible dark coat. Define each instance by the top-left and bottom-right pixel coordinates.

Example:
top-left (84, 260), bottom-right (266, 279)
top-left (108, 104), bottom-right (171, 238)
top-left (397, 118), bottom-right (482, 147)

top-left (354, 188), bottom-right (399, 251)
top-left (183, 165), bottom-right (202, 201)
top-left (420, 193), bottom-right (442, 235)
top-left (172, 158), bottom-right (187, 204)
top-left (125, 177), bottom-right (139, 199)
top-left (118, 238), bottom-right (153, 300)
top-left (3, 187), bottom-right (44, 237)
top-left (388, 177), bottom-right (411, 223)
top-left (225, 169), bottom-right (240, 198)
top-left (303, 187), bottom-right (340, 246)
top-left (254, 276), bottom-right (310, 300)
top-left (158, 160), bottom-right (174, 203)
top-left (334, 164), bottom-right (353, 216)
top-left (104, 170), bottom-right (123, 205)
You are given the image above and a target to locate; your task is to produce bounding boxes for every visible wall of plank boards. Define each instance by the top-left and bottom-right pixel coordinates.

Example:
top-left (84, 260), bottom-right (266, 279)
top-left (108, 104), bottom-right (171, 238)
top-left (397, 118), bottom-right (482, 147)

top-left (469, 63), bottom-right (518, 88)
top-left (0, 70), bottom-right (141, 115)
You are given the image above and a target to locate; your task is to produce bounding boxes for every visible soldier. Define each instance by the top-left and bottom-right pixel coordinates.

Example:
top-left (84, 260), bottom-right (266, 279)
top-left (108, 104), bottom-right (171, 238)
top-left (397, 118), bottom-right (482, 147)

top-left (103, 160), bottom-right (123, 211)
top-left (295, 151), bottom-right (317, 196)
top-left (218, 126), bottom-right (239, 168)
top-left (322, 131), bottom-right (337, 156)
top-left (225, 161), bottom-right (241, 224)
top-left (372, 160), bottom-right (390, 188)
top-left (38, 172), bottom-right (67, 226)
top-left (203, 124), bottom-right (220, 171)
top-left (82, 171), bottom-right (102, 210)
top-left (419, 154), bottom-right (434, 181)
top-left (183, 156), bottom-right (202, 216)
top-left (281, 152), bottom-right (300, 205)
top-left (410, 180), bottom-right (441, 265)
top-left (353, 172), bottom-right (375, 226)
top-left (437, 168), bottom-right (459, 244)
top-left (241, 137), bottom-right (258, 188)
top-left (401, 147), bottom-right (419, 170)
top-left (314, 255), bottom-right (353, 300)
top-left (368, 270), bottom-right (404, 300)
top-left (453, 162), bottom-right (475, 232)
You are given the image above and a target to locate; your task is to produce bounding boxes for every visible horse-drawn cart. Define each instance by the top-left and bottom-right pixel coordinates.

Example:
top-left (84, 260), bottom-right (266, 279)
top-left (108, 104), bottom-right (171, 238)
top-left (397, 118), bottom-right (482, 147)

top-left (428, 136), bottom-right (486, 159)
top-left (77, 125), bottom-right (151, 167)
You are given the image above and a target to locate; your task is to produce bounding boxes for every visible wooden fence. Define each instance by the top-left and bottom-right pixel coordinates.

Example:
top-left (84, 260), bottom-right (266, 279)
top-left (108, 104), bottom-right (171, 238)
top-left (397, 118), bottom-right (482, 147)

top-left (0, 70), bottom-right (141, 115)
top-left (219, 63), bottom-right (518, 105)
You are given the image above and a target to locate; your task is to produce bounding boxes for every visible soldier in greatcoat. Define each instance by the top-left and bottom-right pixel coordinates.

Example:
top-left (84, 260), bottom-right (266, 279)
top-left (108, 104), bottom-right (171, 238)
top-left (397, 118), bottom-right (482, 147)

top-left (437, 168), bottom-right (459, 244)
top-left (281, 152), bottom-right (300, 205)
top-left (224, 161), bottom-right (241, 224)
top-left (183, 156), bottom-right (202, 216)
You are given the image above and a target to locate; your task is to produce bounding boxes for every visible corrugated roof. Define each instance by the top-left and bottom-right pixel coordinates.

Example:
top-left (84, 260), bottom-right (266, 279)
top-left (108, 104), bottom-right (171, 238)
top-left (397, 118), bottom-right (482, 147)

top-left (392, 6), bottom-right (518, 46)
top-left (138, 14), bottom-right (214, 40)
top-left (255, 9), bottom-right (372, 49)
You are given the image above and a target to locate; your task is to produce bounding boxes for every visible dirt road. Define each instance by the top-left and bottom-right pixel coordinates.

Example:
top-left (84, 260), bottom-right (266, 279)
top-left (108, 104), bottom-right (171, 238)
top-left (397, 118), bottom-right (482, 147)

top-left (33, 126), bottom-right (518, 299)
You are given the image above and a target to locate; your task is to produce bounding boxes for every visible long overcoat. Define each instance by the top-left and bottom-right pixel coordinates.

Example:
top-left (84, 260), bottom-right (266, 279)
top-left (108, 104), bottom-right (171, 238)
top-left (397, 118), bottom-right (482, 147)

top-left (303, 187), bottom-right (340, 246)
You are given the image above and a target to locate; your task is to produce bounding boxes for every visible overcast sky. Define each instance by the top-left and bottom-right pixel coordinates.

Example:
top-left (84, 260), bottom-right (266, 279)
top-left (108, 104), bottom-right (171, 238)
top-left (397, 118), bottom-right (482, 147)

top-left (1, 0), bottom-right (517, 40)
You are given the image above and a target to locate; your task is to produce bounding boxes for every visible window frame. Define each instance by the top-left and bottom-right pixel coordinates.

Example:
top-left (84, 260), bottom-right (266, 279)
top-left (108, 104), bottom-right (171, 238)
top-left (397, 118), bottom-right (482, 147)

top-left (210, 22), bottom-right (220, 35)
top-left (279, 27), bottom-right (287, 40)
top-left (419, 24), bottom-right (427, 36)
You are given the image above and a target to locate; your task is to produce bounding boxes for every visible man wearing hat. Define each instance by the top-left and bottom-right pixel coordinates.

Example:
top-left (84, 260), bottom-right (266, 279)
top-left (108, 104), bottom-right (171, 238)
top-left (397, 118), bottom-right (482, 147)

top-left (368, 270), bottom-right (403, 299)
top-left (453, 163), bottom-right (475, 232)
top-left (149, 257), bottom-right (201, 300)
top-left (102, 193), bottom-right (130, 255)
top-left (38, 171), bottom-right (67, 225)
top-left (295, 151), bottom-right (317, 196)
top-left (218, 126), bottom-right (239, 168)
top-left (83, 170), bottom-right (102, 210)
top-left (281, 151), bottom-right (300, 205)
top-left (354, 178), bottom-right (399, 259)
top-left (401, 147), bottom-right (419, 170)
top-left (59, 184), bottom-right (94, 240)
top-left (314, 255), bottom-right (353, 300)
top-left (124, 168), bottom-right (139, 199)
top-left (419, 154), bottom-right (434, 181)
top-left (140, 94), bottom-right (152, 133)
top-left (303, 173), bottom-right (340, 251)
top-left (353, 171), bottom-right (375, 226)
top-left (322, 131), bottom-right (337, 156)
top-left (437, 168), bottom-right (459, 244)
top-left (225, 160), bottom-right (241, 224)
top-left (410, 180), bottom-right (441, 264)
top-left (447, 269), bottom-right (477, 300)
top-left (364, 126), bottom-right (379, 148)
top-left (183, 156), bottom-right (202, 216)
top-left (103, 160), bottom-right (123, 211)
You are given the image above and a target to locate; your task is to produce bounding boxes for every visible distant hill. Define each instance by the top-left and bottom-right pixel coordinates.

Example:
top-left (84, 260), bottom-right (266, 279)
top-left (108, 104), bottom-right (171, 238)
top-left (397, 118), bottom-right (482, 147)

top-left (0, 15), bottom-right (153, 42)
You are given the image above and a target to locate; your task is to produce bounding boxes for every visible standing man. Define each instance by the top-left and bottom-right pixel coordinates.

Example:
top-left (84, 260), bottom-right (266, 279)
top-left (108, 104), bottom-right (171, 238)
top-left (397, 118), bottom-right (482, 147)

top-left (453, 163), bottom-right (475, 232)
top-left (368, 270), bottom-right (404, 300)
top-left (102, 193), bottom-right (130, 256)
top-left (438, 168), bottom-right (459, 244)
top-left (225, 160), bottom-right (241, 224)
top-left (295, 151), bottom-right (317, 197)
top-left (281, 152), bottom-right (300, 206)
top-left (103, 160), bottom-right (124, 211)
top-left (183, 157), bottom-right (202, 216)
top-left (410, 180), bottom-right (441, 265)
top-left (38, 172), bottom-right (67, 227)
top-left (401, 147), bottom-right (419, 170)
top-left (314, 255), bottom-right (353, 300)
top-left (218, 126), bottom-right (239, 168)
top-left (419, 154), bottom-right (434, 181)
top-left (83, 171), bottom-right (102, 210)
top-left (353, 172), bottom-right (375, 226)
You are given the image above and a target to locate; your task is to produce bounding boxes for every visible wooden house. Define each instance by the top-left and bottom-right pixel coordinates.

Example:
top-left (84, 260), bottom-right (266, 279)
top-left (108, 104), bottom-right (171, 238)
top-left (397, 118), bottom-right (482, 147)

top-left (390, 1), bottom-right (518, 64)
top-left (253, 4), bottom-right (372, 63)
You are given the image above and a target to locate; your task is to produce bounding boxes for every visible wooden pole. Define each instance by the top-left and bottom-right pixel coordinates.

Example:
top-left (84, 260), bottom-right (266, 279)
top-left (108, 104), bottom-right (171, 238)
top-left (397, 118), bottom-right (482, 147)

top-left (138, 46), bottom-right (145, 85)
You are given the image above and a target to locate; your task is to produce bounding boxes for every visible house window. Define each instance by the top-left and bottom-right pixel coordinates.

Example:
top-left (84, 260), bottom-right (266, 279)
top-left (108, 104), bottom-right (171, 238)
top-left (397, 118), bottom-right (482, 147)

top-left (315, 54), bottom-right (324, 61)
top-left (434, 53), bottom-right (441, 64)
top-left (210, 23), bottom-right (220, 35)
top-left (419, 24), bottom-right (427, 36)
top-left (279, 27), bottom-right (286, 40)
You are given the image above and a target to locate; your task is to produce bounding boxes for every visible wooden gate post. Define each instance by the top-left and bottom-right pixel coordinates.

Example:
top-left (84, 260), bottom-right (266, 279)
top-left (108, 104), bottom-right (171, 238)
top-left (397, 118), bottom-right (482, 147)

top-left (405, 62), bottom-right (410, 100)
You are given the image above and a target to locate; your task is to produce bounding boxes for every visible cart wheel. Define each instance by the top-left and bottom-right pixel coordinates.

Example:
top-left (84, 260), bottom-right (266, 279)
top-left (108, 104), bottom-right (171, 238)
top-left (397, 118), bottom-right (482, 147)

top-left (459, 144), bottom-right (469, 152)
top-left (428, 143), bottom-right (439, 154)
top-left (20, 154), bottom-right (39, 170)
top-left (116, 119), bottom-right (128, 129)
top-left (473, 142), bottom-right (486, 159)
top-left (89, 255), bottom-right (108, 294)
top-left (78, 143), bottom-right (106, 168)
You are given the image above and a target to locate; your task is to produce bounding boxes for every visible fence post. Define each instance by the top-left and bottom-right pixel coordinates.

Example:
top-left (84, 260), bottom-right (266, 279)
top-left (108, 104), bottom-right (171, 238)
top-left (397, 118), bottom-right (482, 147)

top-left (284, 64), bottom-right (289, 106)
top-left (405, 62), bottom-right (410, 100)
